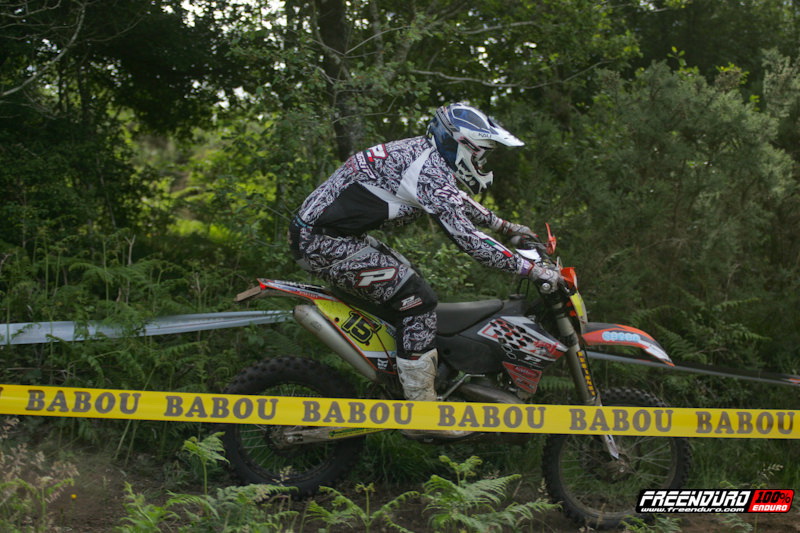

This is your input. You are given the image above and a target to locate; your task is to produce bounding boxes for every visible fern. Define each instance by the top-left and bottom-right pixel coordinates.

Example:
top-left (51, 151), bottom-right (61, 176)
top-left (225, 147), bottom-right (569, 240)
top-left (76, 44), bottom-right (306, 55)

top-left (261, 325), bottom-right (308, 357)
top-left (422, 455), bottom-right (559, 532)
top-left (173, 485), bottom-right (300, 531)
top-left (536, 375), bottom-right (574, 394)
top-left (622, 514), bottom-right (682, 532)
top-left (118, 441), bottom-right (300, 533)
top-left (307, 483), bottom-right (419, 533)
top-left (652, 324), bottom-right (705, 363)
top-left (180, 432), bottom-right (229, 495)
top-left (117, 483), bottom-right (181, 532)
top-left (628, 290), bottom-right (768, 366)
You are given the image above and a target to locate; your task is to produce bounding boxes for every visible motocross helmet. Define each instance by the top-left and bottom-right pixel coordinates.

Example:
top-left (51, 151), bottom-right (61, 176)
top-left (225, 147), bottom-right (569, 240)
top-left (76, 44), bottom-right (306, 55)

top-left (427, 102), bottom-right (524, 194)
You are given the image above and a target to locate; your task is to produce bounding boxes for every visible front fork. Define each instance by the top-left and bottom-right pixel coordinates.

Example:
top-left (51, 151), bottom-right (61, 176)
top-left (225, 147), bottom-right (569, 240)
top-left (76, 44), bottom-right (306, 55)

top-left (552, 299), bottom-right (621, 460)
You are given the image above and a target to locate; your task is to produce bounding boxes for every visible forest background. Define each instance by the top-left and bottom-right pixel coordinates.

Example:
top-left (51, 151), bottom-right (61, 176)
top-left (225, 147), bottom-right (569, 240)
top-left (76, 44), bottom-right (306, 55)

top-left (2, 0), bottom-right (800, 524)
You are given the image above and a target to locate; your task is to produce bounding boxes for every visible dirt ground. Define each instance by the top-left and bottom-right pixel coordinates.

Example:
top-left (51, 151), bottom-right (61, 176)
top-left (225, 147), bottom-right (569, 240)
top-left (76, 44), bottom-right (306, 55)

top-left (44, 448), bottom-right (800, 532)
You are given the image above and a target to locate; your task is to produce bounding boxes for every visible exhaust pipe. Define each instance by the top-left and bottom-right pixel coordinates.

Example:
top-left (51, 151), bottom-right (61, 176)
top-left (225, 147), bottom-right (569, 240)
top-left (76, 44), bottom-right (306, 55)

top-left (456, 382), bottom-right (520, 404)
top-left (294, 304), bottom-right (378, 382)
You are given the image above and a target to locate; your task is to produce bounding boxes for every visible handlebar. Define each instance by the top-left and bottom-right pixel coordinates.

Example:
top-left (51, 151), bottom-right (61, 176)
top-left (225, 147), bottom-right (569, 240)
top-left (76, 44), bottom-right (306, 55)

top-left (510, 235), bottom-right (547, 254)
top-left (511, 224), bottom-right (573, 295)
top-left (513, 235), bottom-right (557, 270)
top-left (514, 244), bottom-right (573, 297)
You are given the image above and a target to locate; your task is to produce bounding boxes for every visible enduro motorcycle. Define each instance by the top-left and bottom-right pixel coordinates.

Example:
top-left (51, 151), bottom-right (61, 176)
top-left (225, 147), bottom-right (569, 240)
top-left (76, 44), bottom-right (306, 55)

top-left (221, 225), bottom-right (691, 528)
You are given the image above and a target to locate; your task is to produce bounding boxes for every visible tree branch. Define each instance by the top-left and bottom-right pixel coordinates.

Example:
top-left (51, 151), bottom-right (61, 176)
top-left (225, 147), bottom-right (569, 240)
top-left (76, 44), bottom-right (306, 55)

top-left (458, 20), bottom-right (540, 35)
top-left (0, 0), bottom-right (63, 29)
top-left (0, 0), bottom-right (87, 100)
top-left (411, 60), bottom-right (610, 89)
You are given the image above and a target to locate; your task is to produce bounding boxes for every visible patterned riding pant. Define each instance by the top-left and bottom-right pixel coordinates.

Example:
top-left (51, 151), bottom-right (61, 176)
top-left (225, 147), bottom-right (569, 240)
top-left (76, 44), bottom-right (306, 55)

top-left (290, 223), bottom-right (438, 358)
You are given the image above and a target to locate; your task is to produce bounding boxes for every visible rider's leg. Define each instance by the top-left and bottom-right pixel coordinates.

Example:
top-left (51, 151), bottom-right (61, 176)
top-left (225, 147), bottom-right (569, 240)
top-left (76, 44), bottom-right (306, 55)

top-left (296, 234), bottom-right (469, 437)
top-left (388, 293), bottom-right (470, 439)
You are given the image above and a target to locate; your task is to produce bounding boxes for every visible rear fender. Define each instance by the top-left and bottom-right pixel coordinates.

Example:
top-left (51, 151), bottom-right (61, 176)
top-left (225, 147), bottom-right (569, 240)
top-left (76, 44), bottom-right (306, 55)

top-left (235, 278), bottom-right (337, 304)
top-left (582, 323), bottom-right (673, 366)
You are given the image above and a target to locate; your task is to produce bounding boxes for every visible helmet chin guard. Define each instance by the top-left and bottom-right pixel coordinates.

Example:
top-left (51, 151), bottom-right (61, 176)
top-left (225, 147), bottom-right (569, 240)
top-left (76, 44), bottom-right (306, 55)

top-left (427, 103), bottom-right (523, 194)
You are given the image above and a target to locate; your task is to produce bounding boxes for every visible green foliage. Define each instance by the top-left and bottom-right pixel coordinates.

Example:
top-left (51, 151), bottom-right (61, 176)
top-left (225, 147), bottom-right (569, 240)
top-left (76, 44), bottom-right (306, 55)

top-left (422, 455), bottom-right (558, 532)
top-left (307, 483), bottom-right (419, 533)
top-left (624, 0), bottom-right (796, 87)
top-left (181, 432), bottom-right (229, 496)
top-left (118, 434), bottom-right (300, 532)
top-left (621, 515), bottom-right (683, 533)
top-left (117, 485), bottom-right (181, 533)
top-left (559, 61), bottom-right (794, 357)
top-left (715, 513), bottom-right (754, 533)
top-left (524, 51), bottom-right (800, 421)
top-left (352, 431), bottom-right (444, 485)
top-left (0, 232), bottom-right (273, 457)
top-left (114, 439), bottom-right (561, 533)
top-left (752, 463), bottom-right (785, 490)
top-left (383, 228), bottom-right (481, 300)
top-left (117, 482), bottom-right (301, 533)
top-left (308, 456), bottom-right (558, 531)
top-left (0, 123), bottom-right (152, 247)
top-left (0, 418), bottom-right (78, 532)
top-left (0, 0), bottom-right (253, 248)
top-left (4, 0), bottom-right (800, 510)
top-left (689, 436), bottom-right (800, 494)
top-left (629, 293), bottom-right (768, 367)
top-left (615, 293), bottom-right (779, 410)
top-left (0, 1), bottom-right (244, 132)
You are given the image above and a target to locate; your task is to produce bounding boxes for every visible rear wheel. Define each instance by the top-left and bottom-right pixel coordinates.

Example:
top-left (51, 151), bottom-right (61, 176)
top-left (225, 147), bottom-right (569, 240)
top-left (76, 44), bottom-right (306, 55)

top-left (542, 387), bottom-right (692, 529)
top-left (221, 356), bottom-right (366, 495)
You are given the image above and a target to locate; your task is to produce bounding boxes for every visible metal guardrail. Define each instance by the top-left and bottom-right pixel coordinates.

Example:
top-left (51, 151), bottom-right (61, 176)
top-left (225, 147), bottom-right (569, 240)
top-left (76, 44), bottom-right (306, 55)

top-left (2, 311), bottom-right (292, 345)
top-left (3, 311), bottom-right (798, 388)
top-left (587, 351), bottom-right (800, 388)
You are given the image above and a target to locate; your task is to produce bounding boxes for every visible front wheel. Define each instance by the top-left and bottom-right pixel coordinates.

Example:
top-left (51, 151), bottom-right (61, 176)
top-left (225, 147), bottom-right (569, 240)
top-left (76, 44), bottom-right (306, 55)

top-left (542, 387), bottom-right (692, 529)
top-left (221, 356), bottom-right (366, 496)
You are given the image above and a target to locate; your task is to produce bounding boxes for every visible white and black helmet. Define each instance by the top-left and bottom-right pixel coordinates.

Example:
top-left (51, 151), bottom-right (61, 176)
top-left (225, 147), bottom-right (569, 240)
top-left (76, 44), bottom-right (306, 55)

top-left (427, 102), bottom-right (524, 194)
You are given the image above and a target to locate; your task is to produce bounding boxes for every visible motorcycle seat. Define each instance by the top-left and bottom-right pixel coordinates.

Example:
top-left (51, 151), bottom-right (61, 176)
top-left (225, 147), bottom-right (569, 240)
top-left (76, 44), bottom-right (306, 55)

top-left (436, 299), bottom-right (503, 335)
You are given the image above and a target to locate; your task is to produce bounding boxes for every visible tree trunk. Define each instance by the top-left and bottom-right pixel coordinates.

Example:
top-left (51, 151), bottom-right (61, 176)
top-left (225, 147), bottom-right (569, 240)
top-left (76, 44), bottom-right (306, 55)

top-left (314, 0), bottom-right (365, 160)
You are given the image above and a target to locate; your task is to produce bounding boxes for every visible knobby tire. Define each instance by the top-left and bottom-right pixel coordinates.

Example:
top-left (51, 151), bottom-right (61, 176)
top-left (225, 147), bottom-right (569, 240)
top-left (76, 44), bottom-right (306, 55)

top-left (221, 356), bottom-right (365, 496)
top-left (542, 386), bottom-right (692, 529)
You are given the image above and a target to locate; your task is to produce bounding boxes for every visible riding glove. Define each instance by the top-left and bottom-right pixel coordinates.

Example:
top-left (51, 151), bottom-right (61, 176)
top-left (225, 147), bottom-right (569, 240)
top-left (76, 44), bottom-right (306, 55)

top-left (499, 220), bottom-right (537, 239)
top-left (525, 263), bottom-right (563, 294)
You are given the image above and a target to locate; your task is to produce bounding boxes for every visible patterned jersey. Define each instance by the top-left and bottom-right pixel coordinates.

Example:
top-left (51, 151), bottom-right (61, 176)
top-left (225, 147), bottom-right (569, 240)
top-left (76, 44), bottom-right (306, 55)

top-left (296, 136), bottom-right (528, 275)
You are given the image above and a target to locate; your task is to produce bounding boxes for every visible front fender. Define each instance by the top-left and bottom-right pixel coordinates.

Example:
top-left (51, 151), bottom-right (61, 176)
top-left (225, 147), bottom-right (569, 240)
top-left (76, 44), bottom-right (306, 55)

top-left (582, 323), bottom-right (673, 366)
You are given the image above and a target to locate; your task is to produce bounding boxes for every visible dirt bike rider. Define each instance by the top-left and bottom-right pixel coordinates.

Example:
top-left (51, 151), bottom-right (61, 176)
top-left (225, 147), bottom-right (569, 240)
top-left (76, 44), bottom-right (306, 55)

top-left (289, 103), bottom-right (562, 431)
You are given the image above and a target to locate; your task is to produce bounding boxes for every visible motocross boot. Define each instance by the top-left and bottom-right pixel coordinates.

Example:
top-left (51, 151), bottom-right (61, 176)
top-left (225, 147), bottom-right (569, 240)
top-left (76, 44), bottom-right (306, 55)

top-left (396, 349), bottom-right (471, 440)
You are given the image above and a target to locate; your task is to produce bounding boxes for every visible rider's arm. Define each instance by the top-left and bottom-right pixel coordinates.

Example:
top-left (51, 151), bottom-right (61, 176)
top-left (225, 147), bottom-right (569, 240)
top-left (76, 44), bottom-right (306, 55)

top-left (458, 190), bottom-right (536, 239)
top-left (458, 190), bottom-right (502, 228)
top-left (427, 189), bottom-right (531, 275)
top-left (409, 162), bottom-right (531, 275)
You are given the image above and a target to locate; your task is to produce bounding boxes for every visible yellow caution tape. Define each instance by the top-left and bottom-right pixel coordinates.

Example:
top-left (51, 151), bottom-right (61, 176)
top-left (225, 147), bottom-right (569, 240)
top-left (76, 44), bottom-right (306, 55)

top-left (0, 384), bottom-right (797, 439)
